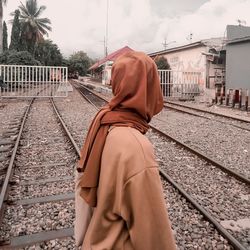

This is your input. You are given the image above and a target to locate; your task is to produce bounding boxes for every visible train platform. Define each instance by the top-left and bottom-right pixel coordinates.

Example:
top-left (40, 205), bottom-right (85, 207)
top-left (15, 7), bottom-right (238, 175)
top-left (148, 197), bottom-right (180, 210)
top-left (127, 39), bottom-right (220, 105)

top-left (73, 77), bottom-right (113, 99)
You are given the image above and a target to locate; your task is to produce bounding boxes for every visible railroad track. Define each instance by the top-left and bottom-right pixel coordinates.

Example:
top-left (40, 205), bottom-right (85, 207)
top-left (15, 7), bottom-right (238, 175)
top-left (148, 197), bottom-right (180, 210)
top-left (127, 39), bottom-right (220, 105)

top-left (73, 82), bottom-right (250, 184)
top-left (0, 88), bottom-right (49, 195)
top-left (152, 102), bottom-right (250, 181)
top-left (164, 101), bottom-right (250, 132)
top-left (0, 100), bottom-right (29, 187)
top-left (72, 81), bottom-right (249, 250)
top-left (0, 94), bottom-right (81, 249)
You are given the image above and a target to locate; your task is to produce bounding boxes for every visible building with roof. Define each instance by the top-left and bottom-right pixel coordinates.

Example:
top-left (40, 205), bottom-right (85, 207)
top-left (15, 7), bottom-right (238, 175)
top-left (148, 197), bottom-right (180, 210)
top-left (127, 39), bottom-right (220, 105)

top-left (89, 46), bottom-right (133, 85)
top-left (88, 26), bottom-right (250, 106)
top-left (148, 38), bottom-right (226, 101)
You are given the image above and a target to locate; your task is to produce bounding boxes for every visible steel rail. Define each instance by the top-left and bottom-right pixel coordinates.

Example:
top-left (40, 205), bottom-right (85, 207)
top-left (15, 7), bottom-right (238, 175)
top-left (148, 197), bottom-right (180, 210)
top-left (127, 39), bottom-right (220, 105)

top-left (0, 97), bottom-right (81, 248)
top-left (72, 81), bottom-right (105, 109)
top-left (0, 99), bottom-right (34, 224)
top-left (165, 100), bottom-right (250, 123)
top-left (73, 83), bottom-right (250, 186)
top-left (160, 170), bottom-right (247, 250)
top-left (164, 103), bottom-right (250, 132)
top-left (72, 81), bottom-right (107, 109)
top-left (164, 103), bottom-right (207, 118)
top-left (77, 87), bottom-right (99, 110)
top-left (0, 86), bottom-right (50, 223)
top-left (50, 98), bottom-right (81, 157)
top-left (74, 83), bottom-right (249, 250)
top-left (150, 124), bottom-right (250, 186)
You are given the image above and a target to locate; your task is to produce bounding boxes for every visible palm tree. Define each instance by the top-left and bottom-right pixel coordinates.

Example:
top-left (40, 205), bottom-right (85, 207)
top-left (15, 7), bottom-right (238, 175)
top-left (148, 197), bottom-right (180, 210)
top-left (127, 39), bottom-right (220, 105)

top-left (17, 0), bottom-right (52, 53)
top-left (0, 0), bottom-right (7, 53)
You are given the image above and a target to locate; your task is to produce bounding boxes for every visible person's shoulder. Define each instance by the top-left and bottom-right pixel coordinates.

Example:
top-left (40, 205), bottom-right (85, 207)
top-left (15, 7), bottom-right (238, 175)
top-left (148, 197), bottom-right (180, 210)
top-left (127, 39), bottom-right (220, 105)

top-left (106, 126), bottom-right (156, 165)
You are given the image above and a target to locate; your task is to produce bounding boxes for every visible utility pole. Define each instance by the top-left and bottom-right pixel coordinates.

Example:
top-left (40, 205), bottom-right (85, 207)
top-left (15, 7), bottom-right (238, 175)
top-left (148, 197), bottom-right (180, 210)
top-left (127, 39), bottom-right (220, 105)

top-left (102, 36), bottom-right (106, 57)
top-left (99, 37), bottom-right (106, 57)
top-left (105, 0), bottom-right (109, 56)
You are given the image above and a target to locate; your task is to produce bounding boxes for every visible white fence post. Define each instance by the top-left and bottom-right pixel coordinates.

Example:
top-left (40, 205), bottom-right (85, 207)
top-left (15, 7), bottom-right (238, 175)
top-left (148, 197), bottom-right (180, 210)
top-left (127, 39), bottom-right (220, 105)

top-left (0, 64), bottom-right (69, 98)
top-left (158, 69), bottom-right (201, 100)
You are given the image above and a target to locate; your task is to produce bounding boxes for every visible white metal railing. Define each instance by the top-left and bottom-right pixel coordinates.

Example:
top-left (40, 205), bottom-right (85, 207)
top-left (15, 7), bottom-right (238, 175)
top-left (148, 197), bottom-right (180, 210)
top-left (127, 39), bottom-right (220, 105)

top-left (158, 70), bottom-right (201, 99)
top-left (0, 65), bottom-right (69, 98)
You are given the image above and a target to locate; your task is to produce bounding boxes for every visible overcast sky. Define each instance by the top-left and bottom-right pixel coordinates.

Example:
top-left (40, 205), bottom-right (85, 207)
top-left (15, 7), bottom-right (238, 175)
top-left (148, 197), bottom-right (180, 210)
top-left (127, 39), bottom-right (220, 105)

top-left (3, 0), bottom-right (250, 59)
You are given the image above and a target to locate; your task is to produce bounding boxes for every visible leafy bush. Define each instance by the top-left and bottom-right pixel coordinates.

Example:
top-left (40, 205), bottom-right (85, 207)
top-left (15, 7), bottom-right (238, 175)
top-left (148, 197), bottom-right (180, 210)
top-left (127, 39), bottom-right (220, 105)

top-left (68, 51), bottom-right (93, 76)
top-left (34, 40), bottom-right (63, 66)
top-left (0, 50), bottom-right (41, 65)
top-left (155, 56), bottom-right (171, 70)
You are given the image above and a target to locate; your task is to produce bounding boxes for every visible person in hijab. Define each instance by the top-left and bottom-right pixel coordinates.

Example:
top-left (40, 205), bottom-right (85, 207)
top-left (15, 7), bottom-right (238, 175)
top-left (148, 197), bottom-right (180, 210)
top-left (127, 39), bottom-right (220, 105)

top-left (77, 51), bottom-right (176, 250)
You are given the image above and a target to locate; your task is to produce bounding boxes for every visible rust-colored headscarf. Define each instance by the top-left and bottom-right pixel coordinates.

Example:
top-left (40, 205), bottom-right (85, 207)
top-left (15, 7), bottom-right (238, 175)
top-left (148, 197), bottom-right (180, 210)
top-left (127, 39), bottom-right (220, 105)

top-left (77, 51), bottom-right (163, 207)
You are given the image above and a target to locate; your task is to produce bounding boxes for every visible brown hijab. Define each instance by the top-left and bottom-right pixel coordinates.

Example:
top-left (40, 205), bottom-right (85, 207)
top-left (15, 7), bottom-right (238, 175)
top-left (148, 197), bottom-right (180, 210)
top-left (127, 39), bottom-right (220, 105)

top-left (77, 51), bottom-right (163, 207)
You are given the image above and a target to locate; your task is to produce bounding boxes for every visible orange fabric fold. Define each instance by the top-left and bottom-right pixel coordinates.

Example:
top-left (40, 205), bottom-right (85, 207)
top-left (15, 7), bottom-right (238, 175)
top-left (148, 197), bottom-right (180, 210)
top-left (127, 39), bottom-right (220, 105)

top-left (77, 51), bottom-right (163, 207)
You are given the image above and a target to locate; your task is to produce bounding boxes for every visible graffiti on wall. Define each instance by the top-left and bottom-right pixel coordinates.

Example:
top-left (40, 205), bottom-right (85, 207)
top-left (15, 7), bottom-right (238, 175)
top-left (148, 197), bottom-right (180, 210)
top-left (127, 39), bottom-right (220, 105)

top-left (165, 49), bottom-right (205, 86)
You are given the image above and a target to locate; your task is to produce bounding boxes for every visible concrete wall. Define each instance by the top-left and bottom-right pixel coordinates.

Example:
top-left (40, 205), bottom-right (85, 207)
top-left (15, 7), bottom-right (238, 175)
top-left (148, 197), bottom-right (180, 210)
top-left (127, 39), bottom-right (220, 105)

top-left (226, 25), bottom-right (250, 90)
top-left (162, 46), bottom-right (207, 89)
top-left (226, 42), bottom-right (250, 89)
top-left (227, 25), bottom-right (250, 40)
top-left (161, 45), bottom-right (223, 102)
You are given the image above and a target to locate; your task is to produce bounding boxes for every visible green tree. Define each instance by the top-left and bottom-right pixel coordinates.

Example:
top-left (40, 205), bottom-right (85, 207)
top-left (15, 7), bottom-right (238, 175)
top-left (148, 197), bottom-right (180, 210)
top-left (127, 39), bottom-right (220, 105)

top-left (155, 56), bottom-right (172, 96)
top-left (0, 50), bottom-right (41, 65)
top-left (2, 20), bottom-right (8, 51)
top-left (155, 56), bottom-right (171, 70)
top-left (68, 51), bottom-right (92, 76)
top-left (34, 39), bottom-right (63, 66)
top-left (9, 9), bottom-right (21, 51)
top-left (16, 0), bottom-right (52, 54)
top-left (61, 58), bottom-right (70, 67)
top-left (0, 0), bottom-right (7, 53)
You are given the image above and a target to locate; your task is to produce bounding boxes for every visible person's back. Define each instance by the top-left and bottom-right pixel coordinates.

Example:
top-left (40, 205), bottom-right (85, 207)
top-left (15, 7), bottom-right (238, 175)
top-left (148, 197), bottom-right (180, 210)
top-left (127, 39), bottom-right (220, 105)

top-left (77, 51), bottom-right (176, 250)
top-left (82, 126), bottom-right (176, 249)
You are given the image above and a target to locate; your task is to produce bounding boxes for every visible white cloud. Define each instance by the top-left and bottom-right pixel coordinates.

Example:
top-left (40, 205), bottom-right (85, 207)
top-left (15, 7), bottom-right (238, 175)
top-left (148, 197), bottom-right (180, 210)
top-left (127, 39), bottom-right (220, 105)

top-left (152, 0), bottom-right (250, 51)
top-left (3, 0), bottom-right (250, 59)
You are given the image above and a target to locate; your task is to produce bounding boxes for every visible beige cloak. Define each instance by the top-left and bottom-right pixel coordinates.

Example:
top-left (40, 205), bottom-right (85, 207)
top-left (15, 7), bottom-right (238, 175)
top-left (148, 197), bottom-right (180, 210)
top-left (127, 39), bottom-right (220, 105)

top-left (82, 127), bottom-right (176, 250)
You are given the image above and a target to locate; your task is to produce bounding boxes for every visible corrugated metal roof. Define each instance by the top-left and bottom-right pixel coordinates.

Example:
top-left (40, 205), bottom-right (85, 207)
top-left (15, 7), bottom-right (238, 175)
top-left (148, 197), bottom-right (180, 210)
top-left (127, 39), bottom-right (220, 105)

top-left (148, 38), bottom-right (224, 57)
top-left (148, 42), bottom-right (204, 57)
top-left (89, 46), bottom-right (134, 70)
